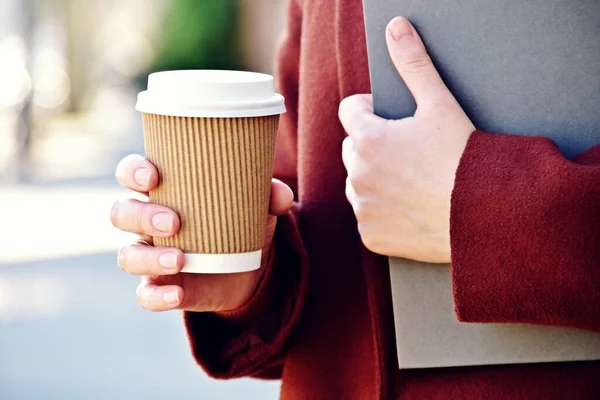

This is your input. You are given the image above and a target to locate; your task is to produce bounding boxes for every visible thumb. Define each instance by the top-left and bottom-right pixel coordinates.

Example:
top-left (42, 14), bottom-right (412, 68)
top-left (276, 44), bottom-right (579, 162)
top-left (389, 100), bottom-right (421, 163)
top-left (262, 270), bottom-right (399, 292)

top-left (269, 178), bottom-right (294, 216)
top-left (386, 17), bottom-right (452, 108)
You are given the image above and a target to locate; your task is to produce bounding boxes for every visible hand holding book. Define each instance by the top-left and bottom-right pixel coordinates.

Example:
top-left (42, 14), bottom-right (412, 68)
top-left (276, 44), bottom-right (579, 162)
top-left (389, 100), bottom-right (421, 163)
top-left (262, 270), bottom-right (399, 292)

top-left (339, 17), bottom-right (474, 263)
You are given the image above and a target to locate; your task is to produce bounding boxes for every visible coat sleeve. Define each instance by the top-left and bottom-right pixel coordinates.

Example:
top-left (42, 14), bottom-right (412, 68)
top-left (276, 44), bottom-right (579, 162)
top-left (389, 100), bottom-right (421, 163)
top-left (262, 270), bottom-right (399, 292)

top-left (183, 0), bottom-right (309, 379)
top-left (450, 130), bottom-right (600, 332)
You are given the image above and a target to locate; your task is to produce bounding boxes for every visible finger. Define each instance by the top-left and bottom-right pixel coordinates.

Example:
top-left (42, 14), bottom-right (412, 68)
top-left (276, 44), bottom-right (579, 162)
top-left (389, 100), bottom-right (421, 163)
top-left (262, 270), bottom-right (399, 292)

top-left (149, 272), bottom-right (259, 313)
top-left (115, 154), bottom-right (160, 194)
top-left (118, 244), bottom-right (184, 276)
top-left (269, 179), bottom-right (294, 216)
top-left (341, 137), bottom-right (356, 172)
top-left (338, 94), bottom-right (387, 140)
top-left (136, 278), bottom-right (183, 312)
top-left (110, 199), bottom-right (180, 237)
top-left (386, 17), bottom-right (452, 107)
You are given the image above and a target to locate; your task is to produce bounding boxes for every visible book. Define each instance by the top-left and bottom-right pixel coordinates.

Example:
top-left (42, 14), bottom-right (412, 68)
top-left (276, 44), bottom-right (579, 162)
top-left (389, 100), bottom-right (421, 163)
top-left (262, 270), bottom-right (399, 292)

top-left (362, 0), bottom-right (600, 368)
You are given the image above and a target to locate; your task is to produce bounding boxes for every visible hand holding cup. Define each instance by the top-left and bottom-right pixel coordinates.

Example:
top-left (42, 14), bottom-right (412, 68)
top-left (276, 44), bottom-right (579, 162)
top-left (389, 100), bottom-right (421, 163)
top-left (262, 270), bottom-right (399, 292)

top-left (111, 154), bottom-right (293, 312)
top-left (111, 70), bottom-right (289, 312)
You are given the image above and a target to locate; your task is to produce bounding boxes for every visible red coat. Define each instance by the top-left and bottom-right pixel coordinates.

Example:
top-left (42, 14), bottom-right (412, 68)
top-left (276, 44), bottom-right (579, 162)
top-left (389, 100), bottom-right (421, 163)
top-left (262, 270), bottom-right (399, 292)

top-left (184, 0), bottom-right (600, 398)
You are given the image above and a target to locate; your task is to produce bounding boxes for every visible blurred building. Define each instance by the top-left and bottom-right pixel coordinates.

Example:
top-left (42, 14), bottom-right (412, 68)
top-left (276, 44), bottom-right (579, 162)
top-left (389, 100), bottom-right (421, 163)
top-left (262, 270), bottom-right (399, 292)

top-left (0, 0), bottom-right (287, 183)
top-left (239, 0), bottom-right (287, 74)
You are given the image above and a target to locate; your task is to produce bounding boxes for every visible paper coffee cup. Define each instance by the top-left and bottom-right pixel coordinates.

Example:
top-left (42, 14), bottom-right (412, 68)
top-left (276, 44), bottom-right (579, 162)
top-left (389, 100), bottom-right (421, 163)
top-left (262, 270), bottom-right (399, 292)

top-left (135, 70), bottom-right (285, 274)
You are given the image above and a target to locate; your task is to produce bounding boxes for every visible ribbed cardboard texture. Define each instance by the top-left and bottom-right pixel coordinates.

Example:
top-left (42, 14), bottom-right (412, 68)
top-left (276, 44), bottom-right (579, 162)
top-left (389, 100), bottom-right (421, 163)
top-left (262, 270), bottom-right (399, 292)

top-left (141, 114), bottom-right (279, 255)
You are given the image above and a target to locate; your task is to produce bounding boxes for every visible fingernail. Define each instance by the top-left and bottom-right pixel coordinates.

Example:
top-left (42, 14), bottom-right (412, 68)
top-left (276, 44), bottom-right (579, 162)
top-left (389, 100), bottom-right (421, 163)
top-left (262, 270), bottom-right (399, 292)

top-left (388, 17), bottom-right (413, 41)
top-left (110, 202), bottom-right (118, 223)
top-left (152, 213), bottom-right (173, 233)
top-left (159, 252), bottom-right (179, 270)
top-left (134, 168), bottom-right (150, 187)
top-left (163, 290), bottom-right (179, 305)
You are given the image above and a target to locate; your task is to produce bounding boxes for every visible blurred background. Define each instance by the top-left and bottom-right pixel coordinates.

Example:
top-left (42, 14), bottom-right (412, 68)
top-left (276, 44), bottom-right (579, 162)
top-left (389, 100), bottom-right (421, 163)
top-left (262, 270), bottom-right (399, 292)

top-left (0, 1), bottom-right (286, 399)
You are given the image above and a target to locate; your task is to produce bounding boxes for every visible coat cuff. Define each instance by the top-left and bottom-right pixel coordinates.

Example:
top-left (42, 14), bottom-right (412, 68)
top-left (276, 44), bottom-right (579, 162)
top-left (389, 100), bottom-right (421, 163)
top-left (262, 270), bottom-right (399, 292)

top-left (450, 131), bottom-right (600, 331)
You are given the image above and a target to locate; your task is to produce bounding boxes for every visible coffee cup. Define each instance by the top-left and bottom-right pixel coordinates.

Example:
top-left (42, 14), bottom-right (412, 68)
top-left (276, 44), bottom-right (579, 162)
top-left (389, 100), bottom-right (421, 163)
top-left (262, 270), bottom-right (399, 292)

top-left (135, 70), bottom-right (285, 273)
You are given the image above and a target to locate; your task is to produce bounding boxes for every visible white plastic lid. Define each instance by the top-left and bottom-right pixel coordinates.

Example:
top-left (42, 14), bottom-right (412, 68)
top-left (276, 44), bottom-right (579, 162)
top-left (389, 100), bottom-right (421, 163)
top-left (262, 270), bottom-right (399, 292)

top-left (136, 70), bottom-right (286, 118)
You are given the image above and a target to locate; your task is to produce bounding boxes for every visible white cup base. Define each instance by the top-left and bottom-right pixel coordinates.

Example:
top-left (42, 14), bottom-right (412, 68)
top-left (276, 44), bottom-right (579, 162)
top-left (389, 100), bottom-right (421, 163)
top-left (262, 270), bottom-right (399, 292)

top-left (182, 250), bottom-right (262, 274)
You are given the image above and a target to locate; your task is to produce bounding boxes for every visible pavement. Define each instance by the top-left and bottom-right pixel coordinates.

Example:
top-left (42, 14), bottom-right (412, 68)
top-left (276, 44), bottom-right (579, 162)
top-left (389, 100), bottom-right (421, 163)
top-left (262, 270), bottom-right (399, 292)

top-left (0, 253), bottom-right (279, 400)
top-left (0, 108), bottom-right (280, 399)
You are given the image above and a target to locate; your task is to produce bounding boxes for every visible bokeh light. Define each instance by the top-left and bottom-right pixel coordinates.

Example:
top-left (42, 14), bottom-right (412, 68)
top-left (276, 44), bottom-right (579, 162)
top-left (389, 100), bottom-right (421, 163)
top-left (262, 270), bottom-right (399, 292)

top-left (0, 34), bottom-right (32, 108)
top-left (32, 49), bottom-right (71, 109)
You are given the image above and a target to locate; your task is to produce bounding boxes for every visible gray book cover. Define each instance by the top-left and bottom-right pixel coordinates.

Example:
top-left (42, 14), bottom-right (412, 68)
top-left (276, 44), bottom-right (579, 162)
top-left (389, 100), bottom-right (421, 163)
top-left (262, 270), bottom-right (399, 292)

top-left (362, 0), bottom-right (600, 368)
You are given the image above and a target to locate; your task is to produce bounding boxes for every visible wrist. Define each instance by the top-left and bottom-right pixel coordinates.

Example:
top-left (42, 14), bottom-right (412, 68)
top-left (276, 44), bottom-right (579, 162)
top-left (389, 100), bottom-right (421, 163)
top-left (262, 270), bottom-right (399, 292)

top-left (215, 239), bottom-right (277, 323)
